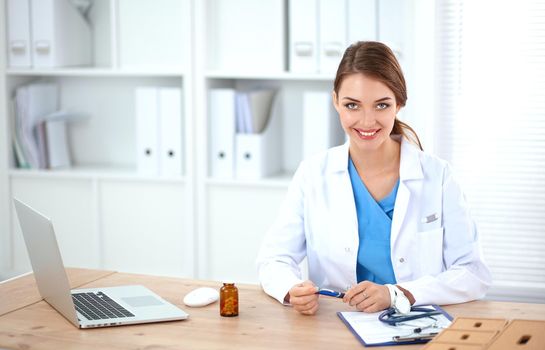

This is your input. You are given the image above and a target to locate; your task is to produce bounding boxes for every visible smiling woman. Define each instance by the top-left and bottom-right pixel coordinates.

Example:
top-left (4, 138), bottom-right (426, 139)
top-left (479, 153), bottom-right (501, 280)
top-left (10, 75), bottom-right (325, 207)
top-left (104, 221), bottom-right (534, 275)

top-left (256, 41), bottom-right (492, 316)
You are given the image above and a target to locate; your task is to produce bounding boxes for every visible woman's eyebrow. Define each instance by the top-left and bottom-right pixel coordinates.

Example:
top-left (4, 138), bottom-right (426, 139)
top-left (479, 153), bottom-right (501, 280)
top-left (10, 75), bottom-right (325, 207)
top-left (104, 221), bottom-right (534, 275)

top-left (375, 97), bottom-right (392, 103)
top-left (341, 96), bottom-right (393, 103)
top-left (342, 96), bottom-right (361, 102)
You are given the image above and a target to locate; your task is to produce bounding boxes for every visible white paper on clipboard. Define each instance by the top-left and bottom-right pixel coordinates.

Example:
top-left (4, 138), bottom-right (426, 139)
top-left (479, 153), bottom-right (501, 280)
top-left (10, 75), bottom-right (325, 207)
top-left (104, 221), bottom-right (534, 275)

top-left (338, 305), bottom-right (453, 346)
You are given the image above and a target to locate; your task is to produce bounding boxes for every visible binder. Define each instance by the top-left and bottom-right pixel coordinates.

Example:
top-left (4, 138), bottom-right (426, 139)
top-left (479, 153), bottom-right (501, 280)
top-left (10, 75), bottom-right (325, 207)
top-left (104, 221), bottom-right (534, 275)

top-left (30, 0), bottom-right (92, 68)
top-left (209, 89), bottom-right (236, 179)
top-left (158, 88), bottom-right (183, 176)
top-left (44, 119), bottom-right (71, 169)
top-left (302, 91), bottom-right (345, 159)
top-left (135, 88), bottom-right (160, 176)
top-left (347, 0), bottom-right (378, 44)
top-left (235, 91), bottom-right (281, 179)
top-left (318, 0), bottom-right (347, 73)
top-left (7, 0), bottom-right (32, 67)
top-left (289, 0), bottom-right (319, 73)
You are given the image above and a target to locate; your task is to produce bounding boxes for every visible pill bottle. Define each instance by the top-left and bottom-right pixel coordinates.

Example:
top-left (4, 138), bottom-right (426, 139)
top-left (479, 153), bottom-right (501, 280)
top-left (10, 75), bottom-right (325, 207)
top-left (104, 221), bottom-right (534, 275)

top-left (220, 283), bottom-right (239, 317)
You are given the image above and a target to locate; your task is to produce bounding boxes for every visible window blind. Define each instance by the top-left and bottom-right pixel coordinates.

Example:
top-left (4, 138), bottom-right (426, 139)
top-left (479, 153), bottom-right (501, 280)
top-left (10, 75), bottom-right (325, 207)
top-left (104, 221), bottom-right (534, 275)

top-left (436, 0), bottom-right (545, 302)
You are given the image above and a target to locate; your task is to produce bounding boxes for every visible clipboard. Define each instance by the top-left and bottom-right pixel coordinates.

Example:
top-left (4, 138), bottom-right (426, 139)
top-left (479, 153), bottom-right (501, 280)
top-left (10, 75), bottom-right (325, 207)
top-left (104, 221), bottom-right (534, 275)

top-left (338, 304), bottom-right (453, 347)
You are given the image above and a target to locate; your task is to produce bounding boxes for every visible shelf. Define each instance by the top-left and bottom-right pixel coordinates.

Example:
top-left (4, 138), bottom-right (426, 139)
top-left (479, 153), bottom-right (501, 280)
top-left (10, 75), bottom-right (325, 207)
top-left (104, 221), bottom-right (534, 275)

top-left (9, 166), bottom-right (186, 183)
top-left (6, 68), bottom-right (185, 78)
top-left (206, 172), bottom-right (293, 189)
top-left (205, 70), bottom-right (335, 81)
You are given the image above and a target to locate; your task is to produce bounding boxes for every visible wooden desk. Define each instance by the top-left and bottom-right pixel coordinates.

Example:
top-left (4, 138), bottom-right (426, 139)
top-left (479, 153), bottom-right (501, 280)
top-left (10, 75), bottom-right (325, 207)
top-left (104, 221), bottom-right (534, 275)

top-left (1, 269), bottom-right (545, 350)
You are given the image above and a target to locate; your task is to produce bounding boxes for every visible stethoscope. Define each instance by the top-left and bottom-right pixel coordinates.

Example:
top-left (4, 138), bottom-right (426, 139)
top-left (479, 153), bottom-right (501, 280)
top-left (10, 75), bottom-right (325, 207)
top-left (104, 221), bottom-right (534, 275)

top-left (379, 307), bottom-right (443, 326)
top-left (379, 307), bottom-right (447, 341)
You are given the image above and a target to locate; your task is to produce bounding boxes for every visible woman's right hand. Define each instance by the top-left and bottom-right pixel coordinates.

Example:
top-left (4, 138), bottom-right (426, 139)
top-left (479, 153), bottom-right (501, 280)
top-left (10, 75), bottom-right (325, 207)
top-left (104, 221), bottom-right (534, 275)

top-left (286, 280), bottom-right (320, 315)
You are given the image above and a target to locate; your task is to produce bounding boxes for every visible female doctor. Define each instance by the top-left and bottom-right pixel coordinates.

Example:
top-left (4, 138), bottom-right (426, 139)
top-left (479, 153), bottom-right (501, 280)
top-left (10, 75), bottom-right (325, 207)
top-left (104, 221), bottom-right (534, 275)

top-left (256, 41), bottom-right (491, 315)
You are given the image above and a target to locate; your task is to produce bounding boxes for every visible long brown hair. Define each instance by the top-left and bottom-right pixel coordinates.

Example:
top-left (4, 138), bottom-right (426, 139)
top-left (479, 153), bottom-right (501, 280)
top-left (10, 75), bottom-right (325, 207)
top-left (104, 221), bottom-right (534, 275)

top-left (333, 41), bottom-right (423, 150)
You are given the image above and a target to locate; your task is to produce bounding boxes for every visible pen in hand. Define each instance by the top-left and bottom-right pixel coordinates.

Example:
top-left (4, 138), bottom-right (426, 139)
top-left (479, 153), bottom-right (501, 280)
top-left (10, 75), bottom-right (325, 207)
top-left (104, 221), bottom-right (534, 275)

top-left (316, 288), bottom-right (345, 298)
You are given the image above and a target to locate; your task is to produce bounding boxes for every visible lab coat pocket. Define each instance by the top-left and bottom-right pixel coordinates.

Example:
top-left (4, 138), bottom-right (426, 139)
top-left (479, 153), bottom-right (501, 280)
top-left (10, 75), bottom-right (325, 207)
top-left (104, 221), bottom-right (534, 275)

top-left (416, 227), bottom-right (444, 276)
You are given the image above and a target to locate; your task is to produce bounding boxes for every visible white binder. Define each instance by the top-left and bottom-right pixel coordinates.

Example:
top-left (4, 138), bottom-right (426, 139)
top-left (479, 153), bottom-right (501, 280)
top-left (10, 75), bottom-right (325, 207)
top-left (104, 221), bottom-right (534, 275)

top-left (235, 92), bottom-right (281, 179)
top-left (159, 88), bottom-right (183, 176)
top-left (289, 0), bottom-right (319, 73)
top-left (135, 88), bottom-right (160, 176)
top-left (319, 0), bottom-right (347, 74)
top-left (209, 89), bottom-right (236, 179)
top-left (45, 119), bottom-right (71, 169)
top-left (30, 0), bottom-right (92, 68)
top-left (7, 0), bottom-right (32, 67)
top-left (347, 0), bottom-right (378, 44)
top-left (302, 91), bottom-right (345, 159)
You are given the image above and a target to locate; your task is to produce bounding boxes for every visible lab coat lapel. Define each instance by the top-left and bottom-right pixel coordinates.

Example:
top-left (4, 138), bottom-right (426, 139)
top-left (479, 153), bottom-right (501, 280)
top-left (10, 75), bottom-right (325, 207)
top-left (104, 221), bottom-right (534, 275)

top-left (327, 143), bottom-right (359, 282)
top-left (391, 181), bottom-right (410, 246)
top-left (391, 140), bottom-right (424, 246)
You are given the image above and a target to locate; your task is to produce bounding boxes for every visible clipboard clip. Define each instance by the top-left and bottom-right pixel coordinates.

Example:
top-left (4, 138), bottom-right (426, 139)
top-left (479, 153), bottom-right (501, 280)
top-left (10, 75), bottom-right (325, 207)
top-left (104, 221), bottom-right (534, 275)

top-left (392, 332), bottom-right (439, 342)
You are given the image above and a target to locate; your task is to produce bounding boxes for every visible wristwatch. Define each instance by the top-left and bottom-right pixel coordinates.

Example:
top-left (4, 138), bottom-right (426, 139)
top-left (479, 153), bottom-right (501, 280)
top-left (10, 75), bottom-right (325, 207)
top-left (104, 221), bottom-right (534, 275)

top-left (386, 284), bottom-right (411, 314)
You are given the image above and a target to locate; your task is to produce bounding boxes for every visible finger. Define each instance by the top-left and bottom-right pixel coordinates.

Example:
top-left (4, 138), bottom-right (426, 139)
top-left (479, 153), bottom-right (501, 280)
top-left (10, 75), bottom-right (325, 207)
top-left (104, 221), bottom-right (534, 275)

top-left (363, 302), bottom-right (384, 313)
top-left (354, 292), bottom-right (376, 311)
top-left (357, 298), bottom-right (377, 312)
top-left (347, 289), bottom-right (370, 307)
top-left (300, 302), bottom-right (319, 315)
top-left (343, 281), bottom-right (370, 303)
top-left (294, 298), bottom-right (318, 313)
top-left (290, 293), bottom-right (318, 306)
top-left (291, 284), bottom-right (318, 297)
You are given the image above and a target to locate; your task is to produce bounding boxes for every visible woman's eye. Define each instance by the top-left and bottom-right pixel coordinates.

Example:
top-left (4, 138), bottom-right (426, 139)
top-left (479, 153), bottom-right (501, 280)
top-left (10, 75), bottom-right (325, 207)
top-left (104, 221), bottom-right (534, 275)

top-left (376, 103), bottom-right (390, 110)
top-left (345, 103), bottom-right (358, 110)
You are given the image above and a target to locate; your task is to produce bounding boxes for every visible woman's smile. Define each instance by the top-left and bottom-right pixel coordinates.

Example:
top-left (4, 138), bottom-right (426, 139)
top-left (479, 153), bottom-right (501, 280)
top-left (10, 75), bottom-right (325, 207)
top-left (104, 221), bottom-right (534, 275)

top-left (354, 128), bottom-right (380, 139)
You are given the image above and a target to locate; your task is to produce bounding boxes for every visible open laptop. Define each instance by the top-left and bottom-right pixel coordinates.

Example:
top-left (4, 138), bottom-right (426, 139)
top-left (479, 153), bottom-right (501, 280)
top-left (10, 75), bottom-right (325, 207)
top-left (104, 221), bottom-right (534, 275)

top-left (13, 198), bottom-right (189, 328)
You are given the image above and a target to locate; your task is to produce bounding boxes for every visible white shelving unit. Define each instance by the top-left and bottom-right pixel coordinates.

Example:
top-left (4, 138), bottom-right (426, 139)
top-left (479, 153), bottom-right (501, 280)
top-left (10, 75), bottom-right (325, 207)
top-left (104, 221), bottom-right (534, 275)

top-left (0, 0), bottom-right (195, 280)
top-left (1, 0), bottom-right (429, 284)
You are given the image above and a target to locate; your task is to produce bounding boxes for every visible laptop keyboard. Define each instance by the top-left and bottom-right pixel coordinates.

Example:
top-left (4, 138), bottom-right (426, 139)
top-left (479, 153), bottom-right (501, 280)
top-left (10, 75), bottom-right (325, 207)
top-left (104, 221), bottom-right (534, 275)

top-left (72, 291), bottom-right (134, 320)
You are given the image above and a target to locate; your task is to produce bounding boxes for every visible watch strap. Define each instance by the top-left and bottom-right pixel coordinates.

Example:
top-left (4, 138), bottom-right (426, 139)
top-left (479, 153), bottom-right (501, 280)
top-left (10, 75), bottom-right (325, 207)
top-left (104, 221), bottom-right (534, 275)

top-left (386, 284), bottom-right (410, 314)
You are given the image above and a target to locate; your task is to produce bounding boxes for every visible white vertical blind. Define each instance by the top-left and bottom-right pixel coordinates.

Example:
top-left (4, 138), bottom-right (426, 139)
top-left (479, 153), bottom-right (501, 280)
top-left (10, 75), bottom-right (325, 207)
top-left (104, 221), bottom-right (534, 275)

top-left (436, 0), bottom-right (545, 302)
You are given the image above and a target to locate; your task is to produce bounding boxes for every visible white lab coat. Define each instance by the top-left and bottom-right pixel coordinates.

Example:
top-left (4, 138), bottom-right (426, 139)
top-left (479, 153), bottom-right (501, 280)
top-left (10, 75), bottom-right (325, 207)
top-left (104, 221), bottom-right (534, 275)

top-left (256, 138), bottom-right (491, 306)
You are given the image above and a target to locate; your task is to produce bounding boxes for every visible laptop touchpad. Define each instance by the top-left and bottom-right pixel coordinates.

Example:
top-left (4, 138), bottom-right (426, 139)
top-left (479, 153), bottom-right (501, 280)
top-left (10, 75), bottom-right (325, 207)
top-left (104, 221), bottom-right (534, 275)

top-left (122, 296), bottom-right (164, 307)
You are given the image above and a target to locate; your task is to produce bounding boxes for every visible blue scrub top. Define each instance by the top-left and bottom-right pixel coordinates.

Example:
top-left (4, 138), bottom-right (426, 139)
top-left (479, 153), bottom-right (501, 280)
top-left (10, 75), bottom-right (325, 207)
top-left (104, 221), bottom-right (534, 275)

top-left (348, 158), bottom-right (398, 285)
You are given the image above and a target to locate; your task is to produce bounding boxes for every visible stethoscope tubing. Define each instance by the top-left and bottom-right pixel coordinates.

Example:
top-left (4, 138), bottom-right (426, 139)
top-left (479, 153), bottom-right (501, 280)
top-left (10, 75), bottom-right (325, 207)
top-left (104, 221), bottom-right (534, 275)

top-left (378, 307), bottom-right (444, 326)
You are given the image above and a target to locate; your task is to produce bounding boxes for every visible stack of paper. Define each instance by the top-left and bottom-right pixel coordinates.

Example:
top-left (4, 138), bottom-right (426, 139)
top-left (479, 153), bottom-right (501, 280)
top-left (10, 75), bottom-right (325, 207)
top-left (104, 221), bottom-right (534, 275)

top-left (235, 89), bottom-right (276, 134)
top-left (12, 83), bottom-right (77, 169)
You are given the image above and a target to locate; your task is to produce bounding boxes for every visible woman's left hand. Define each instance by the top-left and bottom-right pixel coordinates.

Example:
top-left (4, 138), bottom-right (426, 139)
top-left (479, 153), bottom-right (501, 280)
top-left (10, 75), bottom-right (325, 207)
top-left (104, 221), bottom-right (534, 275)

top-left (343, 281), bottom-right (391, 312)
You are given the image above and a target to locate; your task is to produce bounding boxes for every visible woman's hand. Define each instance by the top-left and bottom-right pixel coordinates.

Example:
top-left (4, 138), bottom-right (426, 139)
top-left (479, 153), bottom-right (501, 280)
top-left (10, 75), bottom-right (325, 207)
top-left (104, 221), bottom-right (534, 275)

top-left (286, 281), bottom-right (319, 315)
top-left (343, 281), bottom-right (391, 312)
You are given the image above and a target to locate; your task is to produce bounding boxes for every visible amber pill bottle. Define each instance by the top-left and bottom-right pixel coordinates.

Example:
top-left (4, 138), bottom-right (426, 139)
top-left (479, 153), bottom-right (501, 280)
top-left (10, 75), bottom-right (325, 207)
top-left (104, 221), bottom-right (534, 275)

top-left (220, 283), bottom-right (239, 317)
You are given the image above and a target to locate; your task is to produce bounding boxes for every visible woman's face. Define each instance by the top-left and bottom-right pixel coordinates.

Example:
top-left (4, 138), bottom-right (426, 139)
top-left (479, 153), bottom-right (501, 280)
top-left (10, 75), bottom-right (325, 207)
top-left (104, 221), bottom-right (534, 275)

top-left (333, 73), bottom-right (400, 152)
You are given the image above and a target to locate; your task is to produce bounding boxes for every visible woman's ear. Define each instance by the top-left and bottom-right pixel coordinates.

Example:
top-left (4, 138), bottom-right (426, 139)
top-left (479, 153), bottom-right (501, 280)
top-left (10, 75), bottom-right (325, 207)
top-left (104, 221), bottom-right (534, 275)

top-left (332, 91), bottom-right (341, 113)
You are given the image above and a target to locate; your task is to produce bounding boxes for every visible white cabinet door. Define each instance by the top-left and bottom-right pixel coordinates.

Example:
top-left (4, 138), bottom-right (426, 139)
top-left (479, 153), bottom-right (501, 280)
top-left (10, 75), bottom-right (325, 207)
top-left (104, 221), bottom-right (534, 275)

top-left (207, 186), bottom-right (286, 283)
top-left (99, 181), bottom-right (191, 277)
top-left (11, 177), bottom-right (97, 272)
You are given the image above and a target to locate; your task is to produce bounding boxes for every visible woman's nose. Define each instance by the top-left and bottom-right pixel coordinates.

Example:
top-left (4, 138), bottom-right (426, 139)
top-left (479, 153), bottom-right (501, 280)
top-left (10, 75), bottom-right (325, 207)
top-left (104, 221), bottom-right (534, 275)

top-left (359, 109), bottom-right (375, 127)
